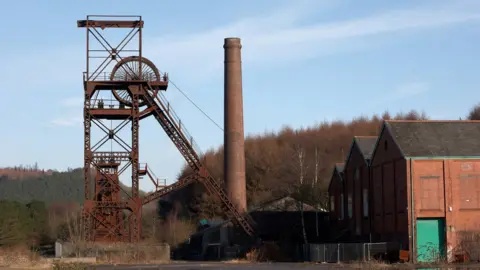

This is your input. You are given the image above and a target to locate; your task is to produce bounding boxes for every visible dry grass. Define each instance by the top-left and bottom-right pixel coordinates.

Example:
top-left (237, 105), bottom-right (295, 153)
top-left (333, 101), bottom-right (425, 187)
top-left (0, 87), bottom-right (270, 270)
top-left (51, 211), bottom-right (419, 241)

top-left (0, 246), bottom-right (50, 269)
top-left (243, 242), bottom-right (292, 262)
top-left (0, 243), bottom-right (170, 268)
top-left (58, 241), bottom-right (170, 265)
top-left (51, 261), bottom-right (90, 270)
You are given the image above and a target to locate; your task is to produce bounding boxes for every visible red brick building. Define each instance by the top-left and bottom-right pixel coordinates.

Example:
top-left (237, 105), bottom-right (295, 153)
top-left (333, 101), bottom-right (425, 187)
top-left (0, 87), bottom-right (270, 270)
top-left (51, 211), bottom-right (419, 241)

top-left (343, 136), bottom-right (377, 242)
top-left (370, 120), bottom-right (480, 262)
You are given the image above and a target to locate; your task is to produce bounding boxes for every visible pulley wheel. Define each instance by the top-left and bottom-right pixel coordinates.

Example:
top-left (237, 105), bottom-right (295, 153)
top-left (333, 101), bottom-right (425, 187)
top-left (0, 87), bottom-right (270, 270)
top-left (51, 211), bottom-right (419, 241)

top-left (110, 56), bottom-right (161, 106)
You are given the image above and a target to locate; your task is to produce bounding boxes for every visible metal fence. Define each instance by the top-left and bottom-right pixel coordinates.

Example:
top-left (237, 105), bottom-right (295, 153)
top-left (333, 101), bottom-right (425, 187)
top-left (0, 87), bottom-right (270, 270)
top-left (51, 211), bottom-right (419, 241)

top-left (304, 242), bottom-right (401, 263)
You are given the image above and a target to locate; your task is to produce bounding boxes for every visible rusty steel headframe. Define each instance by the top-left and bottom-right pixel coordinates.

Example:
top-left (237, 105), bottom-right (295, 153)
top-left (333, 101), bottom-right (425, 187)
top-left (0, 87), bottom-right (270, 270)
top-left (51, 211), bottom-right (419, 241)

top-left (78, 15), bottom-right (256, 243)
top-left (78, 15), bottom-right (147, 242)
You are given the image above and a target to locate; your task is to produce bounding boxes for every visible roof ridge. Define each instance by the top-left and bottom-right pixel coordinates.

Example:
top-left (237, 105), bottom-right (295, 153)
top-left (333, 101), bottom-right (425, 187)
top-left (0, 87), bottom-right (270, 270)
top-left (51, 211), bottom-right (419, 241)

top-left (354, 135), bottom-right (377, 138)
top-left (385, 120), bottom-right (480, 123)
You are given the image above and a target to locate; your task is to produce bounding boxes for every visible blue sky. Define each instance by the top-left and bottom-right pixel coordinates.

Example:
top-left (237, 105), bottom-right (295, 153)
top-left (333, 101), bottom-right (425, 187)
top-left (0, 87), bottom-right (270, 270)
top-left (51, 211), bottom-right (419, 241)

top-left (1, 0), bottom-right (480, 191)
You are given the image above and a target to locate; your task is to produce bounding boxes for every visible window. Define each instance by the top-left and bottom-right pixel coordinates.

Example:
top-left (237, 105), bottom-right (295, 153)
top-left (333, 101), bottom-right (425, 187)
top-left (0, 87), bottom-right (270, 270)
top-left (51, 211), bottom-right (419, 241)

top-left (384, 140), bottom-right (388, 150)
top-left (355, 168), bottom-right (360, 181)
top-left (339, 193), bottom-right (344, 220)
top-left (363, 188), bottom-right (369, 217)
top-left (348, 194), bottom-right (353, 219)
top-left (330, 196), bottom-right (335, 212)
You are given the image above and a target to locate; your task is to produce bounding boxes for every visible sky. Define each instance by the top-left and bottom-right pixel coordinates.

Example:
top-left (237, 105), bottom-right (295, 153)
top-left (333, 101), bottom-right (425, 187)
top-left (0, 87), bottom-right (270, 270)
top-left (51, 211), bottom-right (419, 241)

top-left (1, 0), bottom-right (480, 191)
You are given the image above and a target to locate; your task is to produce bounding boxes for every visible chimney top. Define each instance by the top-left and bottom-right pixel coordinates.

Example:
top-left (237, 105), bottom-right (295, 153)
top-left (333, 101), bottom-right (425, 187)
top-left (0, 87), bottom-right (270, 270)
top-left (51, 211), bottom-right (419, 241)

top-left (224, 37), bottom-right (242, 49)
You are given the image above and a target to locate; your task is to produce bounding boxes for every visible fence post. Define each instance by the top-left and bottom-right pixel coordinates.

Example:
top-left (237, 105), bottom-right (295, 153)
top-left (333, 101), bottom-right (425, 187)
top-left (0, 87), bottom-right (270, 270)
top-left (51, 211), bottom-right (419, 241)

top-left (368, 243), bottom-right (371, 261)
top-left (323, 245), bottom-right (326, 263)
top-left (337, 243), bottom-right (340, 263)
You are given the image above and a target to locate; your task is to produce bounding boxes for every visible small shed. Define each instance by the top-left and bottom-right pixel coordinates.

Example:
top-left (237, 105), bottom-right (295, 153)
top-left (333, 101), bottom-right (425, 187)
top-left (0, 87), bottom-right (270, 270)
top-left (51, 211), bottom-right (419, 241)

top-left (343, 136), bottom-right (377, 242)
top-left (370, 120), bottom-right (480, 263)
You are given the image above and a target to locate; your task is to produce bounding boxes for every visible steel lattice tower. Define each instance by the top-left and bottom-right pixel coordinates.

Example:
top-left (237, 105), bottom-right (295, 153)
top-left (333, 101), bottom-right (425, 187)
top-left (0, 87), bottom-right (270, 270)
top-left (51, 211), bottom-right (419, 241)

top-left (78, 15), bottom-right (256, 243)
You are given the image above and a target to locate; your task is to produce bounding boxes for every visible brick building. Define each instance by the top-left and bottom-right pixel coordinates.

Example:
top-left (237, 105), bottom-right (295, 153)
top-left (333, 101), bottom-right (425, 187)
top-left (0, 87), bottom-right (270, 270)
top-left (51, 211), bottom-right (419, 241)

top-left (328, 163), bottom-right (346, 240)
top-left (369, 120), bottom-right (480, 262)
top-left (343, 136), bottom-right (377, 242)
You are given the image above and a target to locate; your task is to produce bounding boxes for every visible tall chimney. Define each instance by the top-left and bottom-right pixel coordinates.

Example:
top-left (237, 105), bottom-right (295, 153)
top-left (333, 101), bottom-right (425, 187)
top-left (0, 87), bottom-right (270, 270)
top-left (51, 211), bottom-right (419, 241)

top-left (223, 37), bottom-right (247, 213)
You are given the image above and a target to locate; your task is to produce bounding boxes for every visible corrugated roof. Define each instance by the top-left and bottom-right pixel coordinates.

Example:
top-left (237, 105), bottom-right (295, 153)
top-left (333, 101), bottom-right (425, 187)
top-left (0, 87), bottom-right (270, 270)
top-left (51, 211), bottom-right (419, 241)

top-left (354, 136), bottom-right (377, 160)
top-left (385, 120), bottom-right (480, 157)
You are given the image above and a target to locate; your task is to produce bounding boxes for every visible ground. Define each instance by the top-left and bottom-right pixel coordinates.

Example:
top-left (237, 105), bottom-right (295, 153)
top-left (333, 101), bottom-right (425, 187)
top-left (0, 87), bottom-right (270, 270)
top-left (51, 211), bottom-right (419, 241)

top-left (3, 261), bottom-right (480, 269)
top-left (55, 262), bottom-right (480, 270)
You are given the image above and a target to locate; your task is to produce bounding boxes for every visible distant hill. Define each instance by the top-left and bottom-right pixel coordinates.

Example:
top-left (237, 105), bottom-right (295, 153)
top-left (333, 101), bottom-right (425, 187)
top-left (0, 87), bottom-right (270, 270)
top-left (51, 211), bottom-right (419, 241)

top-left (0, 167), bottom-right (150, 206)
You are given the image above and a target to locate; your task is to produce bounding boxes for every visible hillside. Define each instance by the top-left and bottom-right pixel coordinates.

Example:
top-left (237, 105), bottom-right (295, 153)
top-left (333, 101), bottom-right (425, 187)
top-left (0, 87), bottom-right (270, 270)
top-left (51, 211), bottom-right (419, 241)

top-left (2, 104), bottom-right (479, 218)
top-left (169, 111), bottom-right (430, 220)
top-left (0, 167), bottom-right (147, 205)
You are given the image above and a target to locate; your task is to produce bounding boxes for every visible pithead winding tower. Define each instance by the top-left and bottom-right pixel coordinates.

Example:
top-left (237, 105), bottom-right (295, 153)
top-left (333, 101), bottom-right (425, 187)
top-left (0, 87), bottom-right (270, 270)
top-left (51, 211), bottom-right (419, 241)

top-left (78, 15), bottom-right (255, 242)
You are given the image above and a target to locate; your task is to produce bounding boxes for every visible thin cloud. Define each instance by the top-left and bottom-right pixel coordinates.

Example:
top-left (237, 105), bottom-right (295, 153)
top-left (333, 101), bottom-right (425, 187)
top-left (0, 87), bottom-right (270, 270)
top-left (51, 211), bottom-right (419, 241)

top-left (145, 1), bottom-right (480, 82)
top-left (390, 82), bottom-right (431, 101)
top-left (49, 116), bottom-right (83, 127)
top-left (367, 81), bottom-right (431, 107)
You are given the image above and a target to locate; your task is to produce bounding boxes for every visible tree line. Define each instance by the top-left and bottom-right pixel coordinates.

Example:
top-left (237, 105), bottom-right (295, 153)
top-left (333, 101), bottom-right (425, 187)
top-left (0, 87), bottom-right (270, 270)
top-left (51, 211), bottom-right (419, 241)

top-left (1, 104), bottom-right (480, 248)
top-left (167, 105), bottom-right (480, 222)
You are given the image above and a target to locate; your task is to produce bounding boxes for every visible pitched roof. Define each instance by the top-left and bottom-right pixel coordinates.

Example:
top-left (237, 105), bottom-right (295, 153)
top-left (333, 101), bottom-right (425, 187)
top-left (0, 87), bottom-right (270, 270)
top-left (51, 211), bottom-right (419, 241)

top-left (250, 196), bottom-right (317, 212)
top-left (385, 120), bottom-right (480, 157)
top-left (329, 163), bottom-right (344, 191)
top-left (354, 136), bottom-right (378, 160)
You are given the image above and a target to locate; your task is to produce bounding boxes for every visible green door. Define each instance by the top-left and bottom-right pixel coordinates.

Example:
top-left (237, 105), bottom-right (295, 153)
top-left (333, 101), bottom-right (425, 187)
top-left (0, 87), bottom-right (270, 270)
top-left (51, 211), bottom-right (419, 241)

top-left (416, 218), bottom-right (445, 262)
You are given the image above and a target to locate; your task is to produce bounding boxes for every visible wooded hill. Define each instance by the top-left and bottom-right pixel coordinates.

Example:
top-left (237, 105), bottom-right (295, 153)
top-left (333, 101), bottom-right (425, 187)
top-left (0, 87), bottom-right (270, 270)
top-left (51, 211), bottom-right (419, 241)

top-left (169, 111), bottom-right (431, 220)
top-left (0, 167), bottom-right (147, 205)
top-left (2, 105), bottom-right (480, 222)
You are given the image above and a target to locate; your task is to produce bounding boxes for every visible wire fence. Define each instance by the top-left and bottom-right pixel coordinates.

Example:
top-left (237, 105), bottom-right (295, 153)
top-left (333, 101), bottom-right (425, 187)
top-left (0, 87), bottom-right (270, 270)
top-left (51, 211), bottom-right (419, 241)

top-left (304, 242), bottom-right (401, 263)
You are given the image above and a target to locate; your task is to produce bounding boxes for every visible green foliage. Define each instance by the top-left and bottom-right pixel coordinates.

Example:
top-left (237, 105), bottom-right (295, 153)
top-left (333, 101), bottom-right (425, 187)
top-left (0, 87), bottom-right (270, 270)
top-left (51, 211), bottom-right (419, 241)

top-left (0, 200), bottom-right (49, 247)
top-left (0, 169), bottom-right (84, 204)
top-left (0, 168), bottom-right (147, 205)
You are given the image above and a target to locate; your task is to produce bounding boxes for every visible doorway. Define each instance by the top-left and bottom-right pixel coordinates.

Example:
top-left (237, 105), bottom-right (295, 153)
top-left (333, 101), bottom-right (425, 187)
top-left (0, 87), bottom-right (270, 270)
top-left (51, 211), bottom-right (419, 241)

top-left (416, 218), bottom-right (446, 263)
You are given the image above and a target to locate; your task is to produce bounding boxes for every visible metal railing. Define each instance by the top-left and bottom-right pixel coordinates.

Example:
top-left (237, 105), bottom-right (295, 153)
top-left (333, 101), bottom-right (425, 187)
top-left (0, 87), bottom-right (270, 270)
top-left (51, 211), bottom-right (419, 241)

top-left (154, 91), bottom-right (204, 158)
top-left (83, 72), bottom-right (167, 82)
top-left (139, 163), bottom-right (167, 191)
top-left (89, 98), bottom-right (125, 109)
top-left (304, 242), bottom-right (401, 263)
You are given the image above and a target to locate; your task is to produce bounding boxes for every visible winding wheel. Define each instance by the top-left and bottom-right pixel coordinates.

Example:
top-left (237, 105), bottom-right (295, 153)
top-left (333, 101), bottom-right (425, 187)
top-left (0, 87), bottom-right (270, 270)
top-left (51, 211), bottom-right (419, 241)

top-left (110, 56), bottom-right (163, 107)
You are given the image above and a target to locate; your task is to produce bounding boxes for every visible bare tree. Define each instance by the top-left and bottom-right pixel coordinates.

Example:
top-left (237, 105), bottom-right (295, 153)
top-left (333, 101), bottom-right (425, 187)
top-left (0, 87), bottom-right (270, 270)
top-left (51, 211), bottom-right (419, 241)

top-left (313, 146), bottom-right (319, 187)
top-left (468, 103), bottom-right (480, 120)
top-left (65, 210), bottom-right (86, 257)
top-left (290, 136), bottom-right (308, 250)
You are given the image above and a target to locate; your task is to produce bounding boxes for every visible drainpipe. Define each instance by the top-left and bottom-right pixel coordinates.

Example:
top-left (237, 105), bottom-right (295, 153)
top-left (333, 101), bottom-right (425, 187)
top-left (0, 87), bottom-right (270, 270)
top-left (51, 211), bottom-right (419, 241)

top-left (409, 158), bottom-right (415, 263)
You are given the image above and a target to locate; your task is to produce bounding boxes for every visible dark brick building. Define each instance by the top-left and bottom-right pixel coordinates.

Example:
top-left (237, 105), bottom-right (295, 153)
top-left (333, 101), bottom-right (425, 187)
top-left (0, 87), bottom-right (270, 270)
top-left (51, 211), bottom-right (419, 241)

top-left (328, 163), bottom-right (346, 240)
top-left (343, 136), bottom-right (377, 242)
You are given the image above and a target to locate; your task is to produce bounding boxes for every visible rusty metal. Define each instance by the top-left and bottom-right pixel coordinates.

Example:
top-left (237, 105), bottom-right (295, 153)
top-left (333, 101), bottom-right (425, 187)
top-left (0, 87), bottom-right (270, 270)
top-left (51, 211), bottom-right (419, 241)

top-left (223, 38), bottom-right (247, 213)
top-left (140, 82), bottom-right (256, 236)
top-left (79, 15), bottom-right (256, 243)
top-left (79, 15), bottom-right (146, 242)
top-left (110, 56), bottom-right (163, 107)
